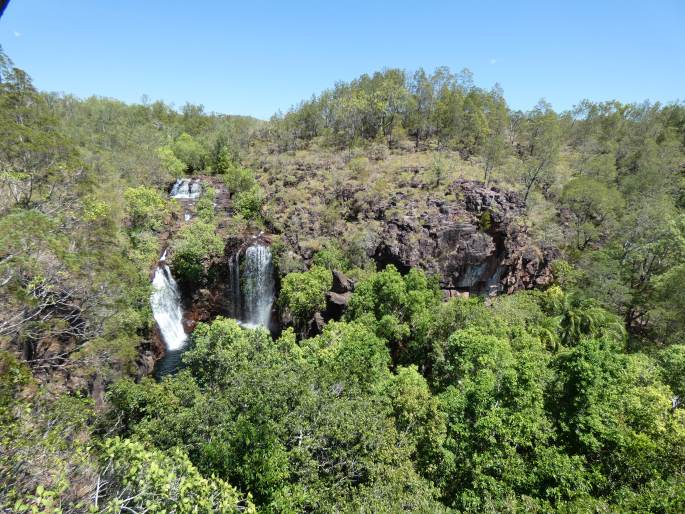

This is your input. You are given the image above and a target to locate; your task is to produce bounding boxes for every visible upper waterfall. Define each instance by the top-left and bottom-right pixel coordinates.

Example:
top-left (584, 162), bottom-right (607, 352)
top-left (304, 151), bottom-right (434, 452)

top-left (171, 178), bottom-right (201, 200)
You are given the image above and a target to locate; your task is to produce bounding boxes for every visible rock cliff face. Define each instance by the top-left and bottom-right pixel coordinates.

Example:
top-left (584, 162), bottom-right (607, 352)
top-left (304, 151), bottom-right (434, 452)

top-left (281, 179), bottom-right (556, 297)
top-left (160, 178), bottom-right (556, 355)
top-left (371, 180), bottom-right (556, 295)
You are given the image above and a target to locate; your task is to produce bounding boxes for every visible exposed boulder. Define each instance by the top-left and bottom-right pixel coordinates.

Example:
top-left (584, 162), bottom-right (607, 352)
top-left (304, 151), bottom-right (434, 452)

top-left (300, 270), bottom-right (355, 338)
top-left (324, 270), bottom-right (354, 321)
top-left (136, 350), bottom-right (157, 379)
top-left (307, 312), bottom-right (326, 336)
top-left (332, 270), bottom-right (354, 294)
top-left (325, 291), bottom-right (352, 320)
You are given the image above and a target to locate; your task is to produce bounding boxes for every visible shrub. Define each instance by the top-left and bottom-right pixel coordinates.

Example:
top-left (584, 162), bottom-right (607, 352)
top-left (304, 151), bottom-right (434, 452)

top-left (124, 186), bottom-right (168, 231)
top-left (171, 220), bottom-right (224, 285)
top-left (279, 266), bottom-right (332, 326)
top-left (347, 156), bottom-right (370, 177)
top-left (195, 186), bottom-right (216, 223)
top-left (312, 244), bottom-right (350, 271)
top-left (429, 155), bottom-right (447, 187)
top-left (367, 142), bottom-right (389, 161)
top-left (172, 133), bottom-right (206, 172)
top-left (234, 186), bottom-right (264, 220)
top-left (479, 210), bottom-right (493, 231)
top-left (213, 146), bottom-right (235, 175)
top-left (157, 145), bottom-right (185, 177)
top-left (223, 164), bottom-right (256, 194)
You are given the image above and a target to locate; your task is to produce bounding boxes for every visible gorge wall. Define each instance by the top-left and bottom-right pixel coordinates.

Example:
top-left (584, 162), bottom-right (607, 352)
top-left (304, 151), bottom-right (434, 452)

top-left (275, 178), bottom-right (557, 297)
top-left (145, 176), bottom-right (557, 374)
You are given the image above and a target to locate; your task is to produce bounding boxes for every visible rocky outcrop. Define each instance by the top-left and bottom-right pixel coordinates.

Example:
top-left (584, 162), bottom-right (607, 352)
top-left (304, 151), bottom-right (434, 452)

top-left (324, 270), bottom-right (355, 319)
top-left (273, 173), bottom-right (557, 296)
top-left (297, 270), bottom-right (355, 338)
top-left (161, 177), bottom-right (556, 355)
top-left (355, 180), bottom-right (554, 295)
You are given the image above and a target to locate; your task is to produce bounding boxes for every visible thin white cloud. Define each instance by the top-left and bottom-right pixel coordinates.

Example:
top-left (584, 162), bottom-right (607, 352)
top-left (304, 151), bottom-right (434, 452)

top-left (489, 58), bottom-right (497, 65)
top-left (13, 31), bottom-right (21, 38)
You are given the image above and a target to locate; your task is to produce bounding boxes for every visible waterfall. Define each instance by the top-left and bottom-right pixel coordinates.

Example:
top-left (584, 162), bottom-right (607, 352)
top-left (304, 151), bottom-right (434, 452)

top-left (170, 178), bottom-right (201, 200)
top-left (150, 261), bottom-right (187, 351)
top-left (228, 244), bottom-right (275, 329)
top-left (242, 244), bottom-right (276, 328)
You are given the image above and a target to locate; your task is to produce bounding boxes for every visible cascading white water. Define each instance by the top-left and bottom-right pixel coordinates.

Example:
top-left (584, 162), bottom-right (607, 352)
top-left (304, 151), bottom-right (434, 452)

top-left (150, 261), bottom-right (187, 351)
top-left (229, 244), bottom-right (275, 329)
top-left (170, 178), bottom-right (201, 200)
top-left (151, 177), bottom-right (197, 378)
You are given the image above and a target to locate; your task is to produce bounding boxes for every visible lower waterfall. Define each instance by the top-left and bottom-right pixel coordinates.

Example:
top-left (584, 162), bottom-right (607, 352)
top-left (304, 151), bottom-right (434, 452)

top-left (150, 254), bottom-right (187, 376)
top-left (228, 243), bottom-right (275, 329)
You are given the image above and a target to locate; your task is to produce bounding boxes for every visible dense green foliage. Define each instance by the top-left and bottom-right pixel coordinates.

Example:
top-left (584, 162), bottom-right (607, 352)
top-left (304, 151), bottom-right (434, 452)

top-left (124, 186), bottom-right (170, 231)
top-left (170, 219), bottom-right (224, 286)
top-left (1, 46), bottom-right (685, 512)
top-left (233, 185), bottom-right (264, 220)
top-left (279, 266), bottom-right (332, 330)
top-left (222, 162), bottom-right (257, 193)
top-left (269, 67), bottom-right (508, 156)
top-left (104, 287), bottom-right (685, 512)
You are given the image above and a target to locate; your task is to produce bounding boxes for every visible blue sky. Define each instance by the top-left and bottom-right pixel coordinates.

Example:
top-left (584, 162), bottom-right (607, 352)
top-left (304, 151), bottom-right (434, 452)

top-left (1, 1), bottom-right (683, 119)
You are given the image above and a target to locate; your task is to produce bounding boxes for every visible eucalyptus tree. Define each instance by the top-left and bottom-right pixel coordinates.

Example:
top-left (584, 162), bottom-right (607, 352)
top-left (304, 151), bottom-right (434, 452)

top-left (0, 49), bottom-right (82, 211)
top-left (518, 100), bottom-right (562, 204)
